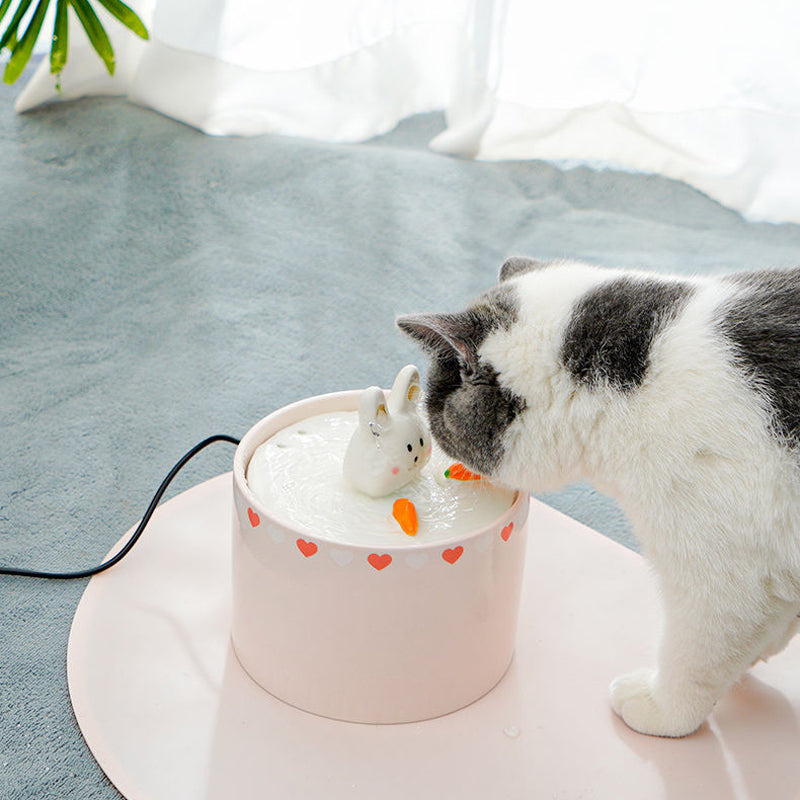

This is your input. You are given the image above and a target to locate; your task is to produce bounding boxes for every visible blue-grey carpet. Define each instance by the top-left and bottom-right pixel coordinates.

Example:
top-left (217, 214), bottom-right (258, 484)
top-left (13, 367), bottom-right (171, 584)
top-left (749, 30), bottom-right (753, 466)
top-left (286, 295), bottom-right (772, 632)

top-left (3, 66), bottom-right (800, 798)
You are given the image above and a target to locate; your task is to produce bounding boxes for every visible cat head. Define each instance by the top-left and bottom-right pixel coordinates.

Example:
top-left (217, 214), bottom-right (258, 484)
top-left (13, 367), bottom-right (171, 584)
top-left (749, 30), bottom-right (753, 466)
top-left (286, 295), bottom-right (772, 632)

top-left (396, 258), bottom-right (540, 479)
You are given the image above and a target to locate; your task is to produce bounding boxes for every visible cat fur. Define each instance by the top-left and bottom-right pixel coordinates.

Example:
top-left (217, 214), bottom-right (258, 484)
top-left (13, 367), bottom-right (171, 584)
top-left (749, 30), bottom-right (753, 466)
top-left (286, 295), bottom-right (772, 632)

top-left (397, 257), bottom-right (800, 738)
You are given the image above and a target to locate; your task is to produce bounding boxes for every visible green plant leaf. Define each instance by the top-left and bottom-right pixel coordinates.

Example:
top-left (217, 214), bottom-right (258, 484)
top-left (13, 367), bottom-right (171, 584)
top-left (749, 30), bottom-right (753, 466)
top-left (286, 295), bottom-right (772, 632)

top-left (95, 0), bottom-right (147, 40)
top-left (69, 0), bottom-right (114, 75)
top-left (3, 0), bottom-right (50, 83)
top-left (49, 0), bottom-right (67, 73)
top-left (0, 0), bottom-right (34, 51)
top-left (0, 0), bottom-right (15, 27)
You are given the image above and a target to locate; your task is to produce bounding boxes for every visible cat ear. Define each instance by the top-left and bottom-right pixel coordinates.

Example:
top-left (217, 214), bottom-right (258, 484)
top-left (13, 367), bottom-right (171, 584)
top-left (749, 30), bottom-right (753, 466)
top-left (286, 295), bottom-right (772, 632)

top-left (499, 256), bottom-right (546, 282)
top-left (396, 313), bottom-right (479, 371)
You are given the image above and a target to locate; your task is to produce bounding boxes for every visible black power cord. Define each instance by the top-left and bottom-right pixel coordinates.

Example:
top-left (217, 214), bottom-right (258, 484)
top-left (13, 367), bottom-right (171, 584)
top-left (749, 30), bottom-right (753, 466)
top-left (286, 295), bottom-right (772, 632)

top-left (0, 434), bottom-right (240, 580)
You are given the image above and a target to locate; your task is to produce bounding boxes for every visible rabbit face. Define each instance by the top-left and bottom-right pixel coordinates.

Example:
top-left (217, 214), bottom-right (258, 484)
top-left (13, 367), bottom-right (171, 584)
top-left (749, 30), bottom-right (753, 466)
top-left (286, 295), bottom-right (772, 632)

top-left (343, 365), bottom-right (432, 498)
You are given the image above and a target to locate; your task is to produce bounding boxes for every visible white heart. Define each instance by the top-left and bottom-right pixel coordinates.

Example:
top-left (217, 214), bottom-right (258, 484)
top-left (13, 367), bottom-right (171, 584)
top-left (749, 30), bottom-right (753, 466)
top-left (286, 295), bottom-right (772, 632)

top-left (268, 525), bottom-right (286, 544)
top-left (329, 549), bottom-right (354, 567)
top-left (474, 534), bottom-right (493, 554)
top-left (405, 552), bottom-right (429, 570)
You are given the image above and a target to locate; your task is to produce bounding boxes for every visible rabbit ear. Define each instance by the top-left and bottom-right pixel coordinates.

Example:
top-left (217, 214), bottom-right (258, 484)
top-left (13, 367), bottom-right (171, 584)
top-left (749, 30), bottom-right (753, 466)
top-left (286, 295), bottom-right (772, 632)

top-left (388, 364), bottom-right (421, 414)
top-left (358, 386), bottom-right (390, 433)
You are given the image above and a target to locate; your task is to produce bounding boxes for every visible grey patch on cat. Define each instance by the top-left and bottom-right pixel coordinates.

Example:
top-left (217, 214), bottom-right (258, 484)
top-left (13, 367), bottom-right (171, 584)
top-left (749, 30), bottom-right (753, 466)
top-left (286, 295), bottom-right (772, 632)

top-left (471, 282), bottom-right (520, 333)
top-left (396, 284), bottom-right (526, 475)
top-left (561, 276), bottom-right (693, 392)
top-left (718, 268), bottom-right (800, 448)
top-left (499, 256), bottom-right (548, 282)
top-left (397, 284), bottom-right (518, 366)
top-left (425, 359), bottom-right (527, 475)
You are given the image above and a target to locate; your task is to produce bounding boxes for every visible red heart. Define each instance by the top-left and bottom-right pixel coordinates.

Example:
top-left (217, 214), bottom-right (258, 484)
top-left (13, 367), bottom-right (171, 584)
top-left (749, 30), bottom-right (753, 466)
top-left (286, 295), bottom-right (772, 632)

top-left (442, 546), bottom-right (464, 564)
top-left (247, 507), bottom-right (260, 527)
top-left (501, 522), bottom-right (514, 542)
top-left (296, 538), bottom-right (318, 558)
top-left (368, 553), bottom-right (392, 571)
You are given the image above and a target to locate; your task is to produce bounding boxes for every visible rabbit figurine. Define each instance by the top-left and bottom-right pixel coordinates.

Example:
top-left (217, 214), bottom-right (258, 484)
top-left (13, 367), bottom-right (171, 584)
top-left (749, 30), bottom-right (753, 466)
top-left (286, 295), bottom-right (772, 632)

top-left (343, 365), bottom-right (432, 497)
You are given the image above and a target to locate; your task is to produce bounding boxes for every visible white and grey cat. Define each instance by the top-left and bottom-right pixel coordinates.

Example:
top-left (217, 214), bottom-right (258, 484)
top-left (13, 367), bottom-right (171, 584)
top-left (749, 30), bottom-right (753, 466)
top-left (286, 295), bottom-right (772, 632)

top-left (398, 256), bottom-right (800, 738)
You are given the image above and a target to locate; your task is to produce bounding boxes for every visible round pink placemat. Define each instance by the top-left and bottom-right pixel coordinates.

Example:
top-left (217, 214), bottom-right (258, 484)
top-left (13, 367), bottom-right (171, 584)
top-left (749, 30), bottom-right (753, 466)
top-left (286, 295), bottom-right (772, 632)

top-left (68, 473), bottom-right (800, 800)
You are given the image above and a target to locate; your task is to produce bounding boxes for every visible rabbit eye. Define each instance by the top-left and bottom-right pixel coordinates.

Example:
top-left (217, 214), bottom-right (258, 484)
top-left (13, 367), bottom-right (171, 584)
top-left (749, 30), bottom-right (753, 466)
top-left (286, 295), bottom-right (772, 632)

top-left (407, 443), bottom-right (412, 452)
top-left (419, 437), bottom-right (424, 446)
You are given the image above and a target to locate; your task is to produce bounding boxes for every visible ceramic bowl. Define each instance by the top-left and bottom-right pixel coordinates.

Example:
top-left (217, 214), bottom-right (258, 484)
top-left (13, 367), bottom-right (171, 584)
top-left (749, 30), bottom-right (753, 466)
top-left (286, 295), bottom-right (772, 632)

top-left (231, 389), bottom-right (530, 723)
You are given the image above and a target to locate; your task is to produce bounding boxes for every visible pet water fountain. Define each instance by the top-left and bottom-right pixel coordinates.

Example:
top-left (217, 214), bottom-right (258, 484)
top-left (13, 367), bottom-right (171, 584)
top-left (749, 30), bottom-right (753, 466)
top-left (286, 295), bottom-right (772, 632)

top-left (232, 365), bottom-right (530, 722)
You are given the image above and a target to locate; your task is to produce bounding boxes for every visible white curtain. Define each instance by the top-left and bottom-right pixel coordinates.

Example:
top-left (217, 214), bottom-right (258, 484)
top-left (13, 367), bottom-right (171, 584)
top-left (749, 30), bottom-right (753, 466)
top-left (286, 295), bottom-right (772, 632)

top-left (17, 0), bottom-right (800, 224)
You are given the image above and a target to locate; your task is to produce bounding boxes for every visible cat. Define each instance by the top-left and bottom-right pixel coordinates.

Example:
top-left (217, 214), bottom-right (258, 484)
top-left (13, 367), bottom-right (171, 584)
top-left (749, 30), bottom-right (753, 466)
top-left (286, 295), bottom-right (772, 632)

top-left (397, 256), bottom-right (800, 738)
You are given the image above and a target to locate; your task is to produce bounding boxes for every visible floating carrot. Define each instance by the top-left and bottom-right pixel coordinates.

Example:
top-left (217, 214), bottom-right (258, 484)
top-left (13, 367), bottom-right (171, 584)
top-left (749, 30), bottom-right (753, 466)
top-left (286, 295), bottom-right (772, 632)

top-left (392, 498), bottom-right (418, 536)
top-left (444, 462), bottom-right (482, 481)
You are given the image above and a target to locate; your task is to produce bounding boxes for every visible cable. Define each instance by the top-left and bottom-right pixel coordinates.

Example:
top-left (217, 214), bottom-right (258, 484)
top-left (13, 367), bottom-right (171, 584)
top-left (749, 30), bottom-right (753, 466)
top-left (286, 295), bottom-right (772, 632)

top-left (0, 434), bottom-right (240, 580)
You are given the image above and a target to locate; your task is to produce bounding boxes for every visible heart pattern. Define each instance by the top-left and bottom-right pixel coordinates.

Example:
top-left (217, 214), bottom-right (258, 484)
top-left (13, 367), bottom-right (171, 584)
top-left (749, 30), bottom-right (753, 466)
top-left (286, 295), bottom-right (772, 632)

top-left (442, 546), bottom-right (464, 564)
top-left (240, 517), bottom-right (522, 569)
top-left (296, 538), bottom-right (318, 558)
top-left (367, 553), bottom-right (392, 571)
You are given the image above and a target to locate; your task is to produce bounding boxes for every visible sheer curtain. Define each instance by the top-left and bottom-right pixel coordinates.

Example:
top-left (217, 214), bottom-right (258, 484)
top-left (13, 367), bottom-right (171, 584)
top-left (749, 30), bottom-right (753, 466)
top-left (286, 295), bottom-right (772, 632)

top-left (17, 0), bottom-right (800, 224)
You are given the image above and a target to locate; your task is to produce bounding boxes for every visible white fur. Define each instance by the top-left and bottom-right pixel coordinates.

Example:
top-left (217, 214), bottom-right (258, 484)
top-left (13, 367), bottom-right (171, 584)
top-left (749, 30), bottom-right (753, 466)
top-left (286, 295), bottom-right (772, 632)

top-left (482, 261), bottom-right (800, 737)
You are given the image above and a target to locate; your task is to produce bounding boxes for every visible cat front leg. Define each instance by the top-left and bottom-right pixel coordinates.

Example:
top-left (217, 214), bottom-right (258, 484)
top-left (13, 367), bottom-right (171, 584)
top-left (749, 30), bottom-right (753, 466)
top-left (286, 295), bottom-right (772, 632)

top-left (610, 574), bottom-right (798, 738)
top-left (610, 667), bottom-right (713, 738)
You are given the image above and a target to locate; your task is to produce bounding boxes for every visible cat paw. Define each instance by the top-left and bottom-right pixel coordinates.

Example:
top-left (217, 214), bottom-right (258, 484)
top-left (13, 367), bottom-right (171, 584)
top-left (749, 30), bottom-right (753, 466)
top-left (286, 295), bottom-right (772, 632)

top-left (610, 669), bottom-right (704, 738)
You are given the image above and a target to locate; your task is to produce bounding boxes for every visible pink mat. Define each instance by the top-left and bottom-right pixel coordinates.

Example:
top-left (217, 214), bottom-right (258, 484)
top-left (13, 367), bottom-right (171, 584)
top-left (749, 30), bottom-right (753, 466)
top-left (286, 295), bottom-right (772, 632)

top-left (68, 473), bottom-right (800, 800)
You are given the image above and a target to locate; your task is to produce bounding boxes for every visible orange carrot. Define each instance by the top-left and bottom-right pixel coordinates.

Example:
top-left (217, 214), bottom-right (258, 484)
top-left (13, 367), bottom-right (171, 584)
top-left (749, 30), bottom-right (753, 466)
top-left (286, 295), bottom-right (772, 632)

top-left (392, 498), bottom-right (418, 536)
top-left (444, 462), bottom-right (482, 481)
